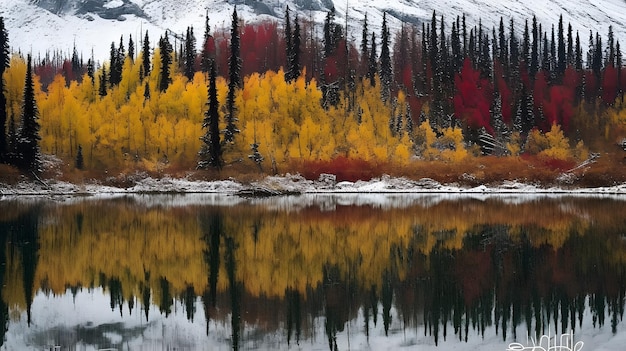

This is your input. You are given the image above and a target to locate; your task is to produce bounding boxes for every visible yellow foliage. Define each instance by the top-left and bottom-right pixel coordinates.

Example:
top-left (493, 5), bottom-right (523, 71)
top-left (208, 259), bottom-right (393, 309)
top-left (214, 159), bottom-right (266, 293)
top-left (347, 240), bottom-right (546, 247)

top-left (527, 124), bottom-right (573, 160)
top-left (506, 132), bottom-right (522, 156)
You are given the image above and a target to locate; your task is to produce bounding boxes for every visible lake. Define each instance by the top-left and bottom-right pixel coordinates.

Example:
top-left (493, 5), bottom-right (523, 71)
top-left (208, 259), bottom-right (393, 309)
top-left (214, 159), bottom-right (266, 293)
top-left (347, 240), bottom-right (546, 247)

top-left (0, 193), bottom-right (625, 350)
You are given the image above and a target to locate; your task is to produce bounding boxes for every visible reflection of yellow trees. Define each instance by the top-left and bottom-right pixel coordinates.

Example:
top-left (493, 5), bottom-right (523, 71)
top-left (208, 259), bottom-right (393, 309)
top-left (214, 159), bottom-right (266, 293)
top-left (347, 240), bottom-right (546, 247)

top-left (1, 198), bottom-right (625, 310)
top-left (34, 201), bottom-right (207, 302)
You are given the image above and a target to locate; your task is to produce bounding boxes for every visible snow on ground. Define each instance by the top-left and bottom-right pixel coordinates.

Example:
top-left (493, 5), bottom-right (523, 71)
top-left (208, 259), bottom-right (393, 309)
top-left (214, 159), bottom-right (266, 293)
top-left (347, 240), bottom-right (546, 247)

top-left (1, 173), bottom-right (626, 200)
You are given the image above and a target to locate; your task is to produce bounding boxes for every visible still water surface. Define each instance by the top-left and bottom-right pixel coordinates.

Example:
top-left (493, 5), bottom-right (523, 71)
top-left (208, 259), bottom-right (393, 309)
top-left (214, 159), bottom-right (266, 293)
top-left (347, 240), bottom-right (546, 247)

top-left (0, 194), bottom-right (625, 350)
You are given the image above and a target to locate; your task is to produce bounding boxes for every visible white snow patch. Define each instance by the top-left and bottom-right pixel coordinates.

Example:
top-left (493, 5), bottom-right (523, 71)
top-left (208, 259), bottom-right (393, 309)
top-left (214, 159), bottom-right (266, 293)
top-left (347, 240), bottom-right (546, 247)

top-left (103, 0), bottom-right (124, 9)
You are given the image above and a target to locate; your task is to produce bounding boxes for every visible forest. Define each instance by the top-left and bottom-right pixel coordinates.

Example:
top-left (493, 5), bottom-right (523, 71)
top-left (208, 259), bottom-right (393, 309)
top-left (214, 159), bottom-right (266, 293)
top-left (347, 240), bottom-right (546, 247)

top-left (1, 8), bottom-right (626, 186)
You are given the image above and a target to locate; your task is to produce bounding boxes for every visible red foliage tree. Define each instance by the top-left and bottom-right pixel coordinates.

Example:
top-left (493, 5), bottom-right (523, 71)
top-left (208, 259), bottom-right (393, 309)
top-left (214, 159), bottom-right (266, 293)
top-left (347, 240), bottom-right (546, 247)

top-left (543, 85), bottom-right (575, 132)
top-left (453, 58), bottom-right (493, 132)
top-left (601, 65), bottom-right (619, 105)
top-left (494, 62), bottom-right (513, 123)
top-left (584, 70), bottom-right (598, 103)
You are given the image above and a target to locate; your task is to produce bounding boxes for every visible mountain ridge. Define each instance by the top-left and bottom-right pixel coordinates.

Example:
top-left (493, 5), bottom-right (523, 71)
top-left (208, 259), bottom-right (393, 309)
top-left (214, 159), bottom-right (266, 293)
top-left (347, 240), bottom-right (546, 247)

top-left (2, 0), bottom-right (626, 64)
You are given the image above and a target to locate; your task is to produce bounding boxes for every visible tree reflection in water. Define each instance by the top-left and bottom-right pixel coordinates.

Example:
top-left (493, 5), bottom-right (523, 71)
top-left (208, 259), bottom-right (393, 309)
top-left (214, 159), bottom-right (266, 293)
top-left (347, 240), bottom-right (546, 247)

top-left (0, 195), bottom-right (625, 350)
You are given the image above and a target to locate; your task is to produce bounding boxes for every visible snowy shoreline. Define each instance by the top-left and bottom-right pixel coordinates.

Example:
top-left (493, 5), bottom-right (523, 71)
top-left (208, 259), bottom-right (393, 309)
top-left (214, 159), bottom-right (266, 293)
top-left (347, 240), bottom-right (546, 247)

top-left (2, 173), bottom-right (626, 198)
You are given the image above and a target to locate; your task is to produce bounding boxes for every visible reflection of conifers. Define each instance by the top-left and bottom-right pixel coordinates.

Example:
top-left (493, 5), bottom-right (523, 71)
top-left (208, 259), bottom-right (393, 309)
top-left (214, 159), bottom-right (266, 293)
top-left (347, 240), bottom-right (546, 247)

top-left (2, 198), bottom-right (626, 347)
top-left (200, 210), bottom-right (222, 335)
top-left (2, 205), bottom-right (41, 327)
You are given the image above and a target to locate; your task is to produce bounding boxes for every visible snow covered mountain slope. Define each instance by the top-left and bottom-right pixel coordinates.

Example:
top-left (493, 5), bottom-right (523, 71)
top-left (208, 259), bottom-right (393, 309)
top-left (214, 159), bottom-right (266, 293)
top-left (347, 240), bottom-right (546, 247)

top-left (1, 0), bottom-right (626, 64)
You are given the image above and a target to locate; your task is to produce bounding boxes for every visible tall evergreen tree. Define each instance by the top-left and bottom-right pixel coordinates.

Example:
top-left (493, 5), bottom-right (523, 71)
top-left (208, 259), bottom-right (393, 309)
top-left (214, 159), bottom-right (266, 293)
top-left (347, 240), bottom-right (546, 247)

top-left (75, 145), bottom-right (84, 169)
top-left (557, 15), bottom-right (566, 78)
top-left (367, 31), bottom-right (377, 87)
top-left (0, 17), bottom-right (9, 162)
top-left (439, 16), bottom-right (450, 86)
top-left (498, 17), bottom-right (507, 67)
top-left (530, 15), bottom-right (539, 78)
top-left (184, 26), bottom-right (196, 81)
top-left (198, 60), bottom-right (222, 170)
top-left (451, 16), bottom-right (462, 73)
top-left (288, 17), bottom-right (301, 82)
top-left (109, 42), bottom-right (120, 86)
top-left (429, 10), bottom-right (438, 78)
top-left (509, 19), bottom-right (519, 81)
top-left (607, 25), bottom-right (615, 67)
top-left (99, 66), bottom-right (108, 97)
top-left (224, 7), bottom-right (242, 143)
top-left (285, 6), bottom-right (292, 75)
top-left (379, 12), bottom-right (392, 102)
top-left (201, 14), bottom-right (212, 73)
top-left (542, 32), bottom-right (550, 73)
top-left (567, 23), bottom-right (574, 66)
top-left (323, 7), bottom-right (337, 58)
top-left (522, 20), bottom-right (530, 67)
top-left (115, 36), bottom-right (125, 82)
top-left (575, 31), bottom-right (583, 71)
top-left (360, 13), bottom-right (369, 78)
top-left (158, 33), bottom-right (173, 92)
top-left (86, 57), bottom-right (95, 84)
top-left (592, 32), bottom-right (603, 78)
top-left (128, 34), bottom-right (135, 62)
top-left (142, 31), bottom-right (151, 78)
top-left (16, 55), bottom-right (41, 172)
top-left (587, 30), bottom-right (595, 70)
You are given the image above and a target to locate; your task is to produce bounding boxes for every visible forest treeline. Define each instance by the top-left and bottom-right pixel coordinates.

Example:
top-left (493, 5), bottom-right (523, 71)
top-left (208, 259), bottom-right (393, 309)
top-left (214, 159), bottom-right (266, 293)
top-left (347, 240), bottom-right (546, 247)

top-left (1, 8), bottom-right (626, 179)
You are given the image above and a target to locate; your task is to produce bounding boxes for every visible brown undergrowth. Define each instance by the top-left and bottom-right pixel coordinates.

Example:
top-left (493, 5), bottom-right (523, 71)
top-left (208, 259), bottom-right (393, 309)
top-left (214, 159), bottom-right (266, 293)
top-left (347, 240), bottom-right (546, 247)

top-left (1, 152), bottom-right (624, 189)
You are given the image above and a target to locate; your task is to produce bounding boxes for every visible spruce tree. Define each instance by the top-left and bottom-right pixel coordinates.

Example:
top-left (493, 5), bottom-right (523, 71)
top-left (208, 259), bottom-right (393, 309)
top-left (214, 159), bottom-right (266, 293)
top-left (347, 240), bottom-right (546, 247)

top-left (557, 15), bottom-right (566, 78)
top-left (451, 18), bottom-right (462, 74)
top-left (542, 33), bottom-right (550, 73)
top-left (284, 6), bottom-right (292, 80)
top-left (323, 7), bottom-right (337, 58)
top-left (288, 17), bottom-right (301, 82)
top-left (530, 16), bottom-right (539, 78)
top-left (360, 14), bottom-right (369, 78)
top-left (198, 60), bottom-right (222, 170)
top-left (142, 30), bottom-right (151, 78)
top-left (0, 17), bottom-right (9, 162)
top-left (575, 31), bottom-right (583, 71)
top-left (109, 42), bottom-right (119, 86)
top-left (379, 12), bottom-right (392, 102)
top-left (75, 144), bottom-right (84, 169)
top-left (509, 19), bottom-right (519, 80)
top-left (498, 17), bottom-right (507, 67)
top-left (607, 25), bottom-right (615, 67)
top-left (224, 7), bottom-right (242, 143)
top-left (99, 66), bottom-right (108, 97)
top-left (567, 23), bottom-right (574, 66)
top-left (201, 15), bottom-right (212, 73)
top-left (367, 31), bottom-right (377, 87)
top-left (429, 10), bottom-right (438, 80)
top-left (158, 34), bottom-right (173, 92)
top-left (522, 20), bottom-right (530, 68)
top-left (439, 16), bottom-right (450, 87)
top-left (128, 34), bottom-right (135, 62)
top-left (592, 32), bottom-right (603, 78)
top-left (16, 55), bottom-right (41, 173)
top-left (184, 26), bottom-right (196, 81)
top-left (87, 58), bottom-right (95, 84)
